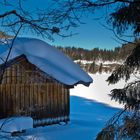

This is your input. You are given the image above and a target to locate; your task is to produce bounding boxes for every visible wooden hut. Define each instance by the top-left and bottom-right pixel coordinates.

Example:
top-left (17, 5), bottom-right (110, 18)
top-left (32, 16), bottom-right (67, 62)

top-left (0, 38), bottom-right (92, 127)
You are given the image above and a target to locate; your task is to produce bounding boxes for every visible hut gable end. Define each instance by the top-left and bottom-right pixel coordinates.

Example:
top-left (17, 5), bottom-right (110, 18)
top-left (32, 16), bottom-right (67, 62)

top-left (0, 55), bottom-right (57, 84)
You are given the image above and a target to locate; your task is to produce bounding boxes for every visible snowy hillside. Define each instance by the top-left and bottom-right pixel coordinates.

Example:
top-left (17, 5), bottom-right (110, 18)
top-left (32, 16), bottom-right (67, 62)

top-left (74, 59), bottom-right (123, 74)
top-left (75, 59), bottom-right (123, 65)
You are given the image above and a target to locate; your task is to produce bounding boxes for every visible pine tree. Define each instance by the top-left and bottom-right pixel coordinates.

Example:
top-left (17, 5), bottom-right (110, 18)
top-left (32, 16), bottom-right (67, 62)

top-left (89, 61), bottom-right (96, 73)
top-left (96, 42), bottom-right (140, 139)
top-left (107, 42), bottom-right (140, 109)
top-left (99, 63), bottom-right (103, 74)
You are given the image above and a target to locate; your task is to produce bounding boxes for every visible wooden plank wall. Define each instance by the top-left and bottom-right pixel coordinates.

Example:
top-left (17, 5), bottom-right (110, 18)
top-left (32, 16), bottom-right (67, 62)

top-left (1, 58), bottom-right (50, 84)
top-left (0, 57), bottom-right (70, 126)
top-left (0, 83), bottom-right (70, 126)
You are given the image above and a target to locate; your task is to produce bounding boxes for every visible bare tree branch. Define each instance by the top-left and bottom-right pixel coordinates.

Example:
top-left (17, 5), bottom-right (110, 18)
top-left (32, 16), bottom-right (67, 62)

top-left (0, 24), bottom-right (22, 83)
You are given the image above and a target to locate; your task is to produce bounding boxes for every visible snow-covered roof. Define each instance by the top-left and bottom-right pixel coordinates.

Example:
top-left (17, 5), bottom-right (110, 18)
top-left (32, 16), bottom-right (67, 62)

top-left (0, 37), bottom-right (93, 86)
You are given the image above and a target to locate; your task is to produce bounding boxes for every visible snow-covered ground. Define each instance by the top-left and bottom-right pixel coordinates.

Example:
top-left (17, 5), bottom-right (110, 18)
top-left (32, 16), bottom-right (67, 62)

top-left (74, 59), bottom-right (123, 65)
top-left (74, 60), bottom-right (93, 64)
top-left (71, 73), bottom-right (124, 108)
top-left (0, 73), bottom-right (125, 140)
top-left (95, 60), bottom-right (123, 65)
top-left (0, 117), bottom-right (33, 133)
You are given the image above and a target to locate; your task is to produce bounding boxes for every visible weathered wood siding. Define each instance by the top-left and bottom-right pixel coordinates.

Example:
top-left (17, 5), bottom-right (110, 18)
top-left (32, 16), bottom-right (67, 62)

top-left (1, 56), bottom-right (53, 84)
top-left (0, 56), bottom-right (70, 126)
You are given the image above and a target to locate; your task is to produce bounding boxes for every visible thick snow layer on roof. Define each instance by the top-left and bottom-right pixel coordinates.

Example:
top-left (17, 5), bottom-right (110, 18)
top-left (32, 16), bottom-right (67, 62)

top-left (0, 37), bottom-right (92, 86)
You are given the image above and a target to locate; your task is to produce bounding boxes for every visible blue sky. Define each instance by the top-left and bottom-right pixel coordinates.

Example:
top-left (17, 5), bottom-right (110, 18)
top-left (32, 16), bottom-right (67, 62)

top-left (49, 18), bottom-right (120, 50)
top-left (0, 0), bottom-right (126, 50)
top-left (47, 6), bottom-right (121, 50)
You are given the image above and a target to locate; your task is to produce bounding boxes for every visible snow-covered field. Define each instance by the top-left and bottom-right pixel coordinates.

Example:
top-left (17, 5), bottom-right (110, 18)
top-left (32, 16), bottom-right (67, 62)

top-left (0, 73), bottom-right (124, 140)
top-left (74, 59), bottom-right (123, 65)
top-left (71, 73), bottom-right (124, 108)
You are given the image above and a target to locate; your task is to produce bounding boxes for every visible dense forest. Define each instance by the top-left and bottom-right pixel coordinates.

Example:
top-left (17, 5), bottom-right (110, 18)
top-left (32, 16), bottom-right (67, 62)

top-left (57, 42), bottom-right (135, 61)
top-left (57, 40), bottom-right (138, 73)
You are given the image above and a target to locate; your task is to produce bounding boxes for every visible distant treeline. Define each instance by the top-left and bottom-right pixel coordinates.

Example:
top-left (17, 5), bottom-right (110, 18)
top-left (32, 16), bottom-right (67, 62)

top-left (57, 42), bottom-right (135, 61)
top-left (57, 40), bottom-right (138, 73)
